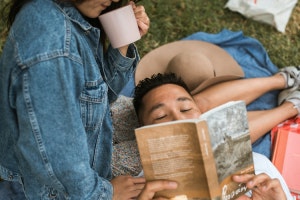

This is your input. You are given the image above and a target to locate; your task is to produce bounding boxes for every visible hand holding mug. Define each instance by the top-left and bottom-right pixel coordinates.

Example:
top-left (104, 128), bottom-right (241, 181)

top-left (99, 1), bottom-right (150, 48)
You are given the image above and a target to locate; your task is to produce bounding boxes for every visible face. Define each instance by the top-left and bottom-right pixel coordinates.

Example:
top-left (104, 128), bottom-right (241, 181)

top-left (139, 84), bottom-right (202, 126)
top-left (74, 0), bottom-right (120, 18)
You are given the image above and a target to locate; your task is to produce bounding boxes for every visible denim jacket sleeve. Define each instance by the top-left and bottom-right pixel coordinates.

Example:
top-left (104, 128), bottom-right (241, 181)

top-left (103, 43), bottom-right (139, 103)
top-left (12, 57), bottom-right (113, 199)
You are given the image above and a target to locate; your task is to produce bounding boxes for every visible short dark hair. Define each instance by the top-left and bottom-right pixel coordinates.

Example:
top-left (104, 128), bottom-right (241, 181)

top-left (133, 73), bottom-right (191, 116)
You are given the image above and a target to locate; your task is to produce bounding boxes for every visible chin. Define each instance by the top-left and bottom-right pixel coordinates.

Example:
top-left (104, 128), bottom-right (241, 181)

top-left (87, 13), bottom-right (102, 19)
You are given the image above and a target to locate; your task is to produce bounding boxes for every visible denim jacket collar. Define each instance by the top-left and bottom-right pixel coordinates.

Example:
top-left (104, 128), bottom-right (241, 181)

top-left (55, 0), bottom-right (95, 31)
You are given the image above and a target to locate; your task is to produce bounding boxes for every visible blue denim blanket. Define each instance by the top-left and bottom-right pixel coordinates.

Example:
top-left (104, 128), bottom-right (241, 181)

top-left (121, 29), bottom-right (280, 158)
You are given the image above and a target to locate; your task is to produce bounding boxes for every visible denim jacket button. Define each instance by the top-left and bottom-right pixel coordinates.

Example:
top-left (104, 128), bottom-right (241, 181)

top-left (48, 189), bottom-right (57, 199)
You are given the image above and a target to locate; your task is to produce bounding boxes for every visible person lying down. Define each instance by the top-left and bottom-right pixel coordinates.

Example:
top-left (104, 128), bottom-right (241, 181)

top-left (111, 41), bottom-right (298, 199)
top-left (111, 85), bottom-right (292, 200)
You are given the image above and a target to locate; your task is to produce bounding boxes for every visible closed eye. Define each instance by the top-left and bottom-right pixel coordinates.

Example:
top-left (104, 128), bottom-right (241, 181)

top-left (181, 108), bottom-right (192, 112)
top-left (155, 115), bottom-right (167, 120)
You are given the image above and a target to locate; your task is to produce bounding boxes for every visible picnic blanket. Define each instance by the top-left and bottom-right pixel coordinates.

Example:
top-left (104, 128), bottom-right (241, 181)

top-left (120, 29), bottom-right (280, 159)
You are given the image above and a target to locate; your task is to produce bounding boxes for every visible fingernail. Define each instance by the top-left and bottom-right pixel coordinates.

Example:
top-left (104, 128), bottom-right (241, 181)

top-left (248, 181), bottom-right (254, 187)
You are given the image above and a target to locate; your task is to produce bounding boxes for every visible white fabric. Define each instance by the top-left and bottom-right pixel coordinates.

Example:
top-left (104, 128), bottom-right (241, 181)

top-left (225, 0), bottom-right (297, 33)
top-left (253, 152), bottom-right (294, 200)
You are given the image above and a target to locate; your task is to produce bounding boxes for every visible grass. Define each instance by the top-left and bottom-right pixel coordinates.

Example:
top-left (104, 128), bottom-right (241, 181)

top-left (1, 0), bottom-right (300, 68)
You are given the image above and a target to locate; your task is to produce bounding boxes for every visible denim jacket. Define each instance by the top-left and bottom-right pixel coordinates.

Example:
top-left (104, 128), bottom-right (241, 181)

top-left (0, 0), bottom-right (139, 199)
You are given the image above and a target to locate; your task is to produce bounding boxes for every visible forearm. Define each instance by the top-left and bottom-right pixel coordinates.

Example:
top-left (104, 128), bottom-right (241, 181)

top-left (194, 75), bottom-right (284, 113)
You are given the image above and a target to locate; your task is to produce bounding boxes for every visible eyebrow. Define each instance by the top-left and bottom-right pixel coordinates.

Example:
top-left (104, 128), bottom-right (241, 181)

top-left (148, 96), bottom-right (193, 115)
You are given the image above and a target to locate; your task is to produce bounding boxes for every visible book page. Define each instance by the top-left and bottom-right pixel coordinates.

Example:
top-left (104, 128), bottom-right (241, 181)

top-left (135, 120), bottom-right (216, 199)
top-left (145, 134), bottom-right (195, 179)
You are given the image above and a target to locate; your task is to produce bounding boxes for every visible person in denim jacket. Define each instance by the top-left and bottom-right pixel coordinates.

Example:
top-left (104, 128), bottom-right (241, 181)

top-left (0, 0), bottom-right (150, 199)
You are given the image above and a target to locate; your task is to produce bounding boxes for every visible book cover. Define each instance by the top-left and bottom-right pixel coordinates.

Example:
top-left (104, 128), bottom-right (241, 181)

top-left (135, 101), bottom-right (254, 200)
top-left (272, 129), bottom-right (300, 196)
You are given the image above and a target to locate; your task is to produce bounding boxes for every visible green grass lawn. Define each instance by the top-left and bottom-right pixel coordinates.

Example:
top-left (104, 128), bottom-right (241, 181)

top-left (1, 0), bottom-right (300, 67)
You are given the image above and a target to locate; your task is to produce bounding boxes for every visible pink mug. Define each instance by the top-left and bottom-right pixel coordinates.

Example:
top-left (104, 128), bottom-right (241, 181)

top-left (99, 5), bottom-right (141, 48)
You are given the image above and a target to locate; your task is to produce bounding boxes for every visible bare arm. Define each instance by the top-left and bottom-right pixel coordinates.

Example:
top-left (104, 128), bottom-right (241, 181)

top-left (194, 74), bottom-right (284, 113)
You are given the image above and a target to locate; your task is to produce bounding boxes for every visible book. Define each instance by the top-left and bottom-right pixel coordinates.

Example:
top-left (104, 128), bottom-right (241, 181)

top-left (272, 128), bottom-right (300, 198)
top-left (135, 100), bottom-right (255, 200)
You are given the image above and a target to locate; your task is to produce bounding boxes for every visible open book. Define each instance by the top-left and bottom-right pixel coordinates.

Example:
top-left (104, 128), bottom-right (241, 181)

top-left (135, 101), bottom-right (254, 200)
